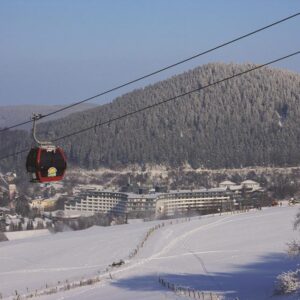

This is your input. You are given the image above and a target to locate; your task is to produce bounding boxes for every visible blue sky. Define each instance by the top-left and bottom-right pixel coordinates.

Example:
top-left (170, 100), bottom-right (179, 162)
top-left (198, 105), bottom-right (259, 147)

top-left (0, 0), bottom-right (299, 106)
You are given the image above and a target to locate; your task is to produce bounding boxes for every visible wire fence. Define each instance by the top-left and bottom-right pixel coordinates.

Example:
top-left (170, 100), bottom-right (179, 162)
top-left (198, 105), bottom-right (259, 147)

top-left (158, 276), bottom-right (223, 300)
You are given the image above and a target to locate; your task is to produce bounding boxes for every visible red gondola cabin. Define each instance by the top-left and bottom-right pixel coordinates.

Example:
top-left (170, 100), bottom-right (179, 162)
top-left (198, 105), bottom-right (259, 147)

top-left (26, 147), bottom-right (67, 183)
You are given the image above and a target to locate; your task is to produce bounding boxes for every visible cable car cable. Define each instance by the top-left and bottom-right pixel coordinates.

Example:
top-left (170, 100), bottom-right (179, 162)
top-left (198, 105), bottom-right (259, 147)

top-left (0, 50), bottom-right (299, 162)
top-left (0, 12), bottom-right (299, 133)
top-left (52, 51), bottom-right (300, 142)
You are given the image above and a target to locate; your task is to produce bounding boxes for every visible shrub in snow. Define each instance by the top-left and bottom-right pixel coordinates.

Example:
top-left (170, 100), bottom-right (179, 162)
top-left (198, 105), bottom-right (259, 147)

top-left (287, 240), bottom-right (300, 257)
top-left (275, 269), bottom-right (300, 294)
top-left (111, 259), bottom-right (124, 267)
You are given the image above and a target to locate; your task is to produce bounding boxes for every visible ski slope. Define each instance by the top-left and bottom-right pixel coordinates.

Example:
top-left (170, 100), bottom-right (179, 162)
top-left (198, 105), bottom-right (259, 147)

top-left (1, 206), bottom-right (300, 300)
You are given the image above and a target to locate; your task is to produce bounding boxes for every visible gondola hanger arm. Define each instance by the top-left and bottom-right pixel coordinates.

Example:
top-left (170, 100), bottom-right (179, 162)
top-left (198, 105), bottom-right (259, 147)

top-left (32, 113), bottom-right (55, 150)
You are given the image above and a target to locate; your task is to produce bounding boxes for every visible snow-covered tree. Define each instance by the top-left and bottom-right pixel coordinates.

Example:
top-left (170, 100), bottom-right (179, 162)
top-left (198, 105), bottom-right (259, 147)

top-left (275, 270), bottom-right (300, 294)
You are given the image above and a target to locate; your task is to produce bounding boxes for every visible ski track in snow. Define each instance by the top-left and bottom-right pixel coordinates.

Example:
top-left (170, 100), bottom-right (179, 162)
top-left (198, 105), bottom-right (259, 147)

top-left (19, 216), bottom-right (233, 299)
top-left (1, 207), bottom-right (299, 300)
top-left (58, 208), bottom-right (298, 300)
top-left (0, 263), bottom-right (107, 275)
top-left (45, 212), bottom-right (270, 298)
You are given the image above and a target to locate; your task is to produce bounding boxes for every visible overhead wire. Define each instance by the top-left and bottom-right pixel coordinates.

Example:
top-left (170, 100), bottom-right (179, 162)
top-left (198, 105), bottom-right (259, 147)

top-left (0, 12), bottom-right (299, 133)
top-left (0, 50), bottom-right (299, 161)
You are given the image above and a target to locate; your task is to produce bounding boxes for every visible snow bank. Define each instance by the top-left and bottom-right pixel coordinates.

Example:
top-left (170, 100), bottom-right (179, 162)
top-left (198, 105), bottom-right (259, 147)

top-left (4, 229), bottom-right (50, 241)
top-left (127, 219), bottom-right (144, 224)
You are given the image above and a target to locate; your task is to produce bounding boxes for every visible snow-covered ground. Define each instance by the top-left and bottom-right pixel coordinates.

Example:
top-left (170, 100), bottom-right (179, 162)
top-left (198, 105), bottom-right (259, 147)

top-left (4, 229), bottom-right (50, 241)
top-left (1, 206), bottom-right (300, 300)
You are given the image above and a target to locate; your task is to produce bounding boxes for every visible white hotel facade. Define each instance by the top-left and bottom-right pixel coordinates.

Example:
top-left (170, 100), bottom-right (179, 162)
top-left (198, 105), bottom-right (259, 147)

top-left (64, 186), bottom-right (237, 217)
top-left (64, 189), bottom-right (128, 215)
top-left (155, 188), bottom-right (232, 216)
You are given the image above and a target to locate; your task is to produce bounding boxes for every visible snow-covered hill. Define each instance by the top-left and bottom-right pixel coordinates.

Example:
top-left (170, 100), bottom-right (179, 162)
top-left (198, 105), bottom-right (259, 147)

top-left (1, 206), bottom-right (300, 300)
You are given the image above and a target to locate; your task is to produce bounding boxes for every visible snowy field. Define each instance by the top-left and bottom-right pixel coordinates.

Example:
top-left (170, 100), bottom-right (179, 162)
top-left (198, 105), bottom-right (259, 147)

top-left (1, 206), bottom-right (300, 300)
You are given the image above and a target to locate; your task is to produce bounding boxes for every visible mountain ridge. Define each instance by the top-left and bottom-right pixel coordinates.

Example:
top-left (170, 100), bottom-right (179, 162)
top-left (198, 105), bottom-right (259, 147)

top-left (1, 62), bottom-right (300, 172)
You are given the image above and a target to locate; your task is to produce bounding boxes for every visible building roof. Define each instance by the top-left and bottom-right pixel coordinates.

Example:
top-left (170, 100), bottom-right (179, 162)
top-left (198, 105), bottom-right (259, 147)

top-left (80, 187), bottom-right (126, 195)
top-left (241, 180), bottom-right (259, 185)
top-left (219, 180), bottom-right (236, 186)
top-left (169, 187), bottom-right (227, 194)
top-left (0, 207), bottom-right (10, 212)
top-left (126, 193), bottom-right (158, 199)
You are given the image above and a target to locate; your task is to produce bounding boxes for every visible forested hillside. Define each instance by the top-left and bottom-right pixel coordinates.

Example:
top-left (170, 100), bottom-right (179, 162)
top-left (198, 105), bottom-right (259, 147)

top-left (1, 63), bottom-right (300, 172)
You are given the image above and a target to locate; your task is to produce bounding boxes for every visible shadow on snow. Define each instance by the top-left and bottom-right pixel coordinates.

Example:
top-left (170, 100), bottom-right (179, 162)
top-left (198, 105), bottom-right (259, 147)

top-left (111, 253), bottom-right (299, 299)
